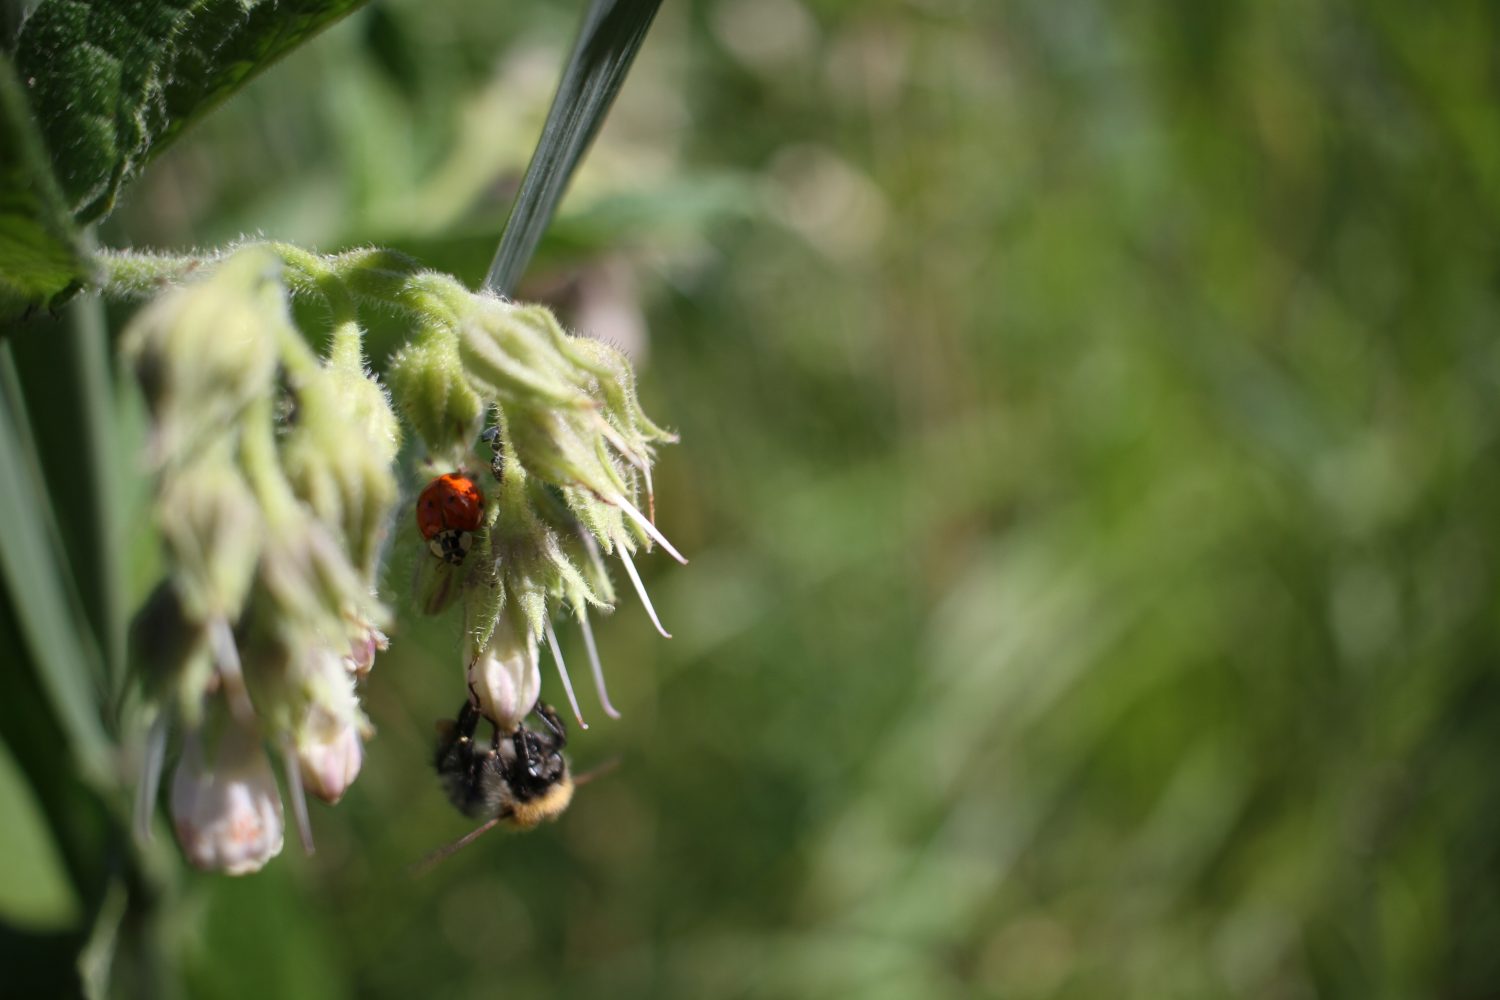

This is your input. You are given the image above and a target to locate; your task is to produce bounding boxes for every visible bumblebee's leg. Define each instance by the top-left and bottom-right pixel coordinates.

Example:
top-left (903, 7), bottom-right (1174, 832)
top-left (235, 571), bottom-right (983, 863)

top-left (532, 701), bottom-right (568, 750)
top-left (455, 699), bottom-right (481, 740)
top-left (512, 727), bottom-right (538, 772)
top-left (512, 727), bottom-right (555, 793)
top-left (465, 736), bottom-right (490, 795)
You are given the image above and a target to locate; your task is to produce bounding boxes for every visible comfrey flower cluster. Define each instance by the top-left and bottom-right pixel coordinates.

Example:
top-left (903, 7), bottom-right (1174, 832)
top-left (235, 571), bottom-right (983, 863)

top-left (116, 243), bottom-right (681, 874)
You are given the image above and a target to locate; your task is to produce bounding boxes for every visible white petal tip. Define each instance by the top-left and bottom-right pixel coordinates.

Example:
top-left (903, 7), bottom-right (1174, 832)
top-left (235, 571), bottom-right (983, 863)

top-left (613, 493), bottom-right (688, 565)
top-left (543, 617), bottom-right (588, 732)
top-left (577, 610), bottom-right (624, 720)
top-left (618, 546), bottom-right (673, 639)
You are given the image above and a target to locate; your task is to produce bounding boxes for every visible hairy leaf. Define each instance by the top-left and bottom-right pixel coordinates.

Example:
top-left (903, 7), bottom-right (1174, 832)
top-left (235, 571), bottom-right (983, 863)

top-left (0, 52), bottom-right (91, 321)
top-left (15, 0), bottom-right (369, 225)
top-left (485, 0), bottom-right (663, 296)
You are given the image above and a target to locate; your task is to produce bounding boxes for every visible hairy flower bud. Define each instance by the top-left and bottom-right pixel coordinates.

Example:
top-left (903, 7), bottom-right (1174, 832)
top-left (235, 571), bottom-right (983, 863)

top-left (258, 514), bottom-right (385, 649)
top-left (156, 443), bottom-right (264, 623)
top-left (279, 360), bottom-right (401, 582)
top-left (170, 716), bottom-right (284, 875)
top-left (120, 248), bottom-right (283, 466)
top-left (458, 298), bottom-right (594, 411)
top-left (386, 326), bottom-right (485, 459)
top-left (569, 336), bottom-right (676, 457)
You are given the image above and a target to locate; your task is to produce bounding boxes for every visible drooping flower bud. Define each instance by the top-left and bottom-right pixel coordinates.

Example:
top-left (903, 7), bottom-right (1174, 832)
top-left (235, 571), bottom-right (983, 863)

top-left (278, 335), bottom-right (401, 583)
top-left (280, 643), bottom-right (369, 806)
top-left (458, 297), bottom-right (597, 412)
top-left (119, 247), bottom-right (283, 467)
top-left (256, 509), bottom-right (385, 651)
top-left (466, 607), bottom-right (541, 733)
top-left (344, 620), bottom-right (388, 680)
top-left (296, 709), bottom-right (364, 805)
top-left (155, 441), bottom-right (264, 624)
top-left (567, 335), bottom-right (676, 464)
top-left (386, 324), bottom-right (485, 460)
top-left (170, 712), bottom-right (284, 875)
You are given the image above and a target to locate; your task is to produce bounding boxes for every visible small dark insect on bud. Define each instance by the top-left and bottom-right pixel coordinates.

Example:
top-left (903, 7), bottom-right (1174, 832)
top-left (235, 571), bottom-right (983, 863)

top-left (481, 423), bottom-right (506, 481)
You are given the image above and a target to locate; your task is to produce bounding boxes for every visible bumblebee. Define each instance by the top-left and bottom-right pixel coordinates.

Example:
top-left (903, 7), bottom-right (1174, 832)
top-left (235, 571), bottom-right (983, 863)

top-left (433, 698), bottom-right (574, 831)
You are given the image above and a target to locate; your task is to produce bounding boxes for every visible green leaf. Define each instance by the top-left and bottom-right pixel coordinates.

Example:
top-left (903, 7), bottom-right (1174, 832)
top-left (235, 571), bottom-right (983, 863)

top-left (0, 51), bottom-right (92, 321)
top-left (484, 0), bottom-right (664, 296)
top-left (15, 0), bottom-right (370, 225)
top-left (0, 731), bottom-right (83, 931)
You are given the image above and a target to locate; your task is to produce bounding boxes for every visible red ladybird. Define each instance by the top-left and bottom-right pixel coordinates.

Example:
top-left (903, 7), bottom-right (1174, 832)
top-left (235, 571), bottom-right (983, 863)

top-left (416, 473), bottom-right (484, 565)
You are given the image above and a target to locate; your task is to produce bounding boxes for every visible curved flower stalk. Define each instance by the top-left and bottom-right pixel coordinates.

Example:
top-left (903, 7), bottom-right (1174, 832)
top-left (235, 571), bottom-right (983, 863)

top-left (110, 239), bottom-right (682, 870)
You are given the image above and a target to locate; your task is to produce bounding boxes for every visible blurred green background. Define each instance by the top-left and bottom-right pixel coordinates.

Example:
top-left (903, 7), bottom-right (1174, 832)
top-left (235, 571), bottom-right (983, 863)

top-left (6, 0), bottom-right (1500, 996)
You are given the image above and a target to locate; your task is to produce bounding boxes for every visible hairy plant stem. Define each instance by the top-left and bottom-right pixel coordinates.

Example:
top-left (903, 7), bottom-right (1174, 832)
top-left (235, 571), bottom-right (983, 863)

top-left (94, 245), bottom-right (472, 329)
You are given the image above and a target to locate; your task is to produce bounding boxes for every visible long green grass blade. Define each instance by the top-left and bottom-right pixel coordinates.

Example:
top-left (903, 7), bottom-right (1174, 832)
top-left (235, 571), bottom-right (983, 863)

top-left (7, 295), bottom-right (125, 699)
top-left (484, 0), bottom-right (663, 297)
top-left (0, 341), bottom-right (111, 787)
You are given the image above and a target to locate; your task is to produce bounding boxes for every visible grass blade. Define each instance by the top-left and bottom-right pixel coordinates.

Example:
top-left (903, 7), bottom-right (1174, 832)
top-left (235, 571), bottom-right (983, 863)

top-left (484, 0), bottom-right (663, 296)
top-left (8, 295), bottom-right (125, 702)
top-left (0, 340), bottom-right (111, 788)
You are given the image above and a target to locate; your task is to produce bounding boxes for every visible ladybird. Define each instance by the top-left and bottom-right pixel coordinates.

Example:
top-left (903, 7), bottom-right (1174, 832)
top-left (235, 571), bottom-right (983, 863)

top-left (416, 473), bottom-right (483, 564)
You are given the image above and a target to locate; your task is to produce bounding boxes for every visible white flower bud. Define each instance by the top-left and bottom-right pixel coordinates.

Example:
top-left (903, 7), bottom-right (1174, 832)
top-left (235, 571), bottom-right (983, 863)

top-left (291, 646), bottom-right (368, 803)
top-left (344, 623), bottom-right (388, 680)
top-left (297, 716), bottom-right (363, 805)
top-left (467, 612), bottom-right (541, 732)
top-left (170, 721), bottom-right (284, 875)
